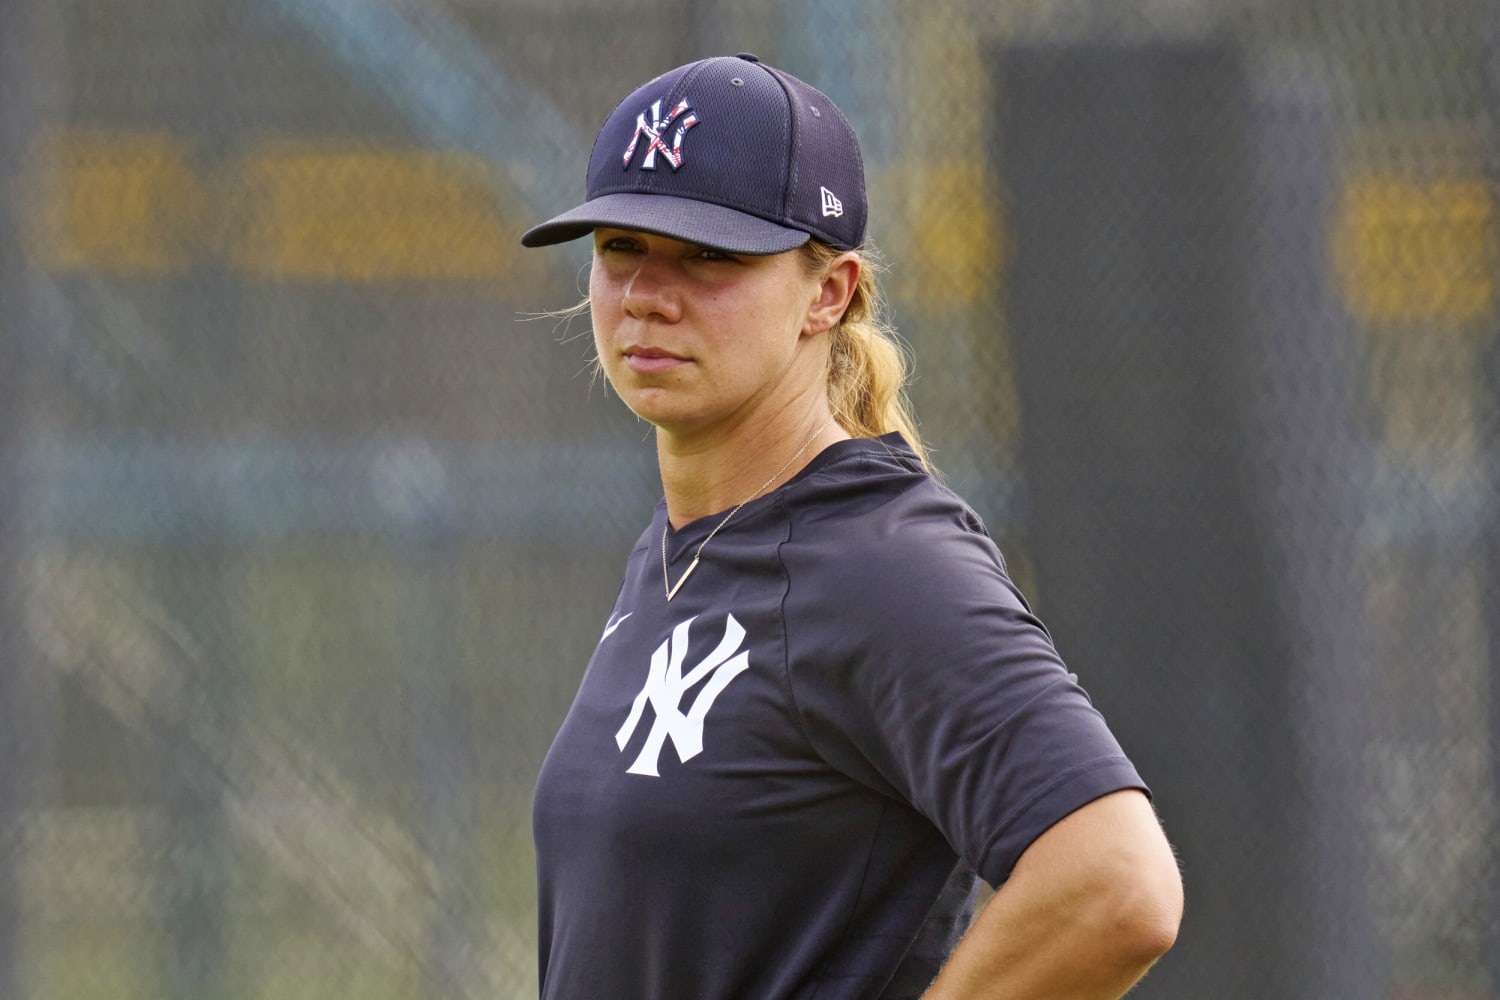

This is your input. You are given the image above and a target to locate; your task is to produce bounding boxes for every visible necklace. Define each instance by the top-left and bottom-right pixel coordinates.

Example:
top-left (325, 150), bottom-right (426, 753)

top-left (661, 418), bottom-right (834, 602)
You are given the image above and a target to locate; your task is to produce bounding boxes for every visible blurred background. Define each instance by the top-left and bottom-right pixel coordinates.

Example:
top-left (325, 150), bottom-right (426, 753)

top-left (0, 0), bottom-right (1496, 997)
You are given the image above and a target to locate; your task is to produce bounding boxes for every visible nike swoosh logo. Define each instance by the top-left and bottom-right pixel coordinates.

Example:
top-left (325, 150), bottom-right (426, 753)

top-left (600, 612), bottom-right (632, 642)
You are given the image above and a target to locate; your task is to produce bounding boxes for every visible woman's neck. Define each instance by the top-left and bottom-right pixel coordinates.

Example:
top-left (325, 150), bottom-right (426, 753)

top-left (657, 409), bottom-right (847, 529)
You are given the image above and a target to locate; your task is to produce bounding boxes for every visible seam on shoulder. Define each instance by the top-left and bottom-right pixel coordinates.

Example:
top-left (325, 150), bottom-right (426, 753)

top-left (801, 447), bottom-right (874, 487)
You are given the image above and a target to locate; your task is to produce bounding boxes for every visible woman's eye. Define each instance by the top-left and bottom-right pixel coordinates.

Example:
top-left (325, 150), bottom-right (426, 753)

top-left (692, 248), bottom-right (734, 262)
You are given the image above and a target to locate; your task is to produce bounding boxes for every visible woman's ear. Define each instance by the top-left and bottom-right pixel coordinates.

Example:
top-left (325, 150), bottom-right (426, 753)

top-left (803, 252), bottom-right (861, 336)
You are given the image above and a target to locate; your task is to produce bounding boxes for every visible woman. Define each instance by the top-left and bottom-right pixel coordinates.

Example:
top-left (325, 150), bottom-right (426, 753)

top-left (521, 54), bottom-right (1182, 1000)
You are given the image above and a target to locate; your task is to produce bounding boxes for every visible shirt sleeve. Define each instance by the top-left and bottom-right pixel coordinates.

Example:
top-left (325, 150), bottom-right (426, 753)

top-left (780, 495), bottom-right (1147, 885)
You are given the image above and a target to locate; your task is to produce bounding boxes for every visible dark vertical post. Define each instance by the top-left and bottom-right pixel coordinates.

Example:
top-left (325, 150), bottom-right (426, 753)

top-left (995, 39), bottom-right (1374, 997)
top-left (996, 44), bottom-right (1279, 996)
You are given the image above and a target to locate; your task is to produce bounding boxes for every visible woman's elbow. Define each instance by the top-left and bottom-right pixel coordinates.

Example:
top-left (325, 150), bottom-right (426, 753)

top-left (1105, 847), bottom-right (1184, 964)
top-left (1020, 789), bottom-right (1185, 969)
top-left (1112, 887), bottom-right (1182, 964)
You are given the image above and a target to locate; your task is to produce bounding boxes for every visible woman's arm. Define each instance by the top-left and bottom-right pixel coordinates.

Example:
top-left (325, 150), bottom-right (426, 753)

top-left (923, 789), bottom-right (1183, 999)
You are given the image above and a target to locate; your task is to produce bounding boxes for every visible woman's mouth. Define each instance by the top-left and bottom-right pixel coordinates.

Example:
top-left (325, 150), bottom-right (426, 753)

top-left (624, 346), bottom-right (690, 374)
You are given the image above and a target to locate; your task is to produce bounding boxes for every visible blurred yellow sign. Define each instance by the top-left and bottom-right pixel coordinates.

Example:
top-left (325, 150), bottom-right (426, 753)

top-left (21, 128), bottom-right (540, 292)
top-left (23, 130), bottom-right (202, 276)
top-left (1334, 175), bottom-right (1496, 327)
top-left (232, 143), bottom-right (522, 283)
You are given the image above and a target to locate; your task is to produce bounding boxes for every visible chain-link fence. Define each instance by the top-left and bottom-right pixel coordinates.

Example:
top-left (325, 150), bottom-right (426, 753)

top-left (1, 1), bottom-right (1496, 997)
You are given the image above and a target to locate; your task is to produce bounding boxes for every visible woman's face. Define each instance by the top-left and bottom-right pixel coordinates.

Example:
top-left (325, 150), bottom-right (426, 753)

top-left (589, 228), bottom-right (841, 436)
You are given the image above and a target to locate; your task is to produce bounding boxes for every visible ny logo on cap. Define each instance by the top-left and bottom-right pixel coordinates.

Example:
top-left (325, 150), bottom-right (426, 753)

top-left (623, 99), bottom-right (700, 171)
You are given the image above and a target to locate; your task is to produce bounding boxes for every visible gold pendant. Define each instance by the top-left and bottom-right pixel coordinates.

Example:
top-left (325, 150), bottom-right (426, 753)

top-left (665, 555), bottom-right (700, 602)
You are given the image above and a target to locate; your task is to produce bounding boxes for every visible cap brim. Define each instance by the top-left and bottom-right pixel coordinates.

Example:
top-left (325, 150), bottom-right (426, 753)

top-left (520, 192), bottom-right (811, 255)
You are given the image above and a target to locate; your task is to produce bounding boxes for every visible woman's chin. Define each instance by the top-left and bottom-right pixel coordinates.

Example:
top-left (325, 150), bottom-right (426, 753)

top-left (616, 388), bottom-right (704, 431)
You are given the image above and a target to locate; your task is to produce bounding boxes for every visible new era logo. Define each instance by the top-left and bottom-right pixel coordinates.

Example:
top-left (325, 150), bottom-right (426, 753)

top-left (820, 186), bottom-right (843, 218)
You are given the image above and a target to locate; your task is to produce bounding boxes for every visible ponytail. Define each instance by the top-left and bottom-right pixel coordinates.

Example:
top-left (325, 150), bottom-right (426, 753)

top-left (801, 241), bottom-right (933, 471)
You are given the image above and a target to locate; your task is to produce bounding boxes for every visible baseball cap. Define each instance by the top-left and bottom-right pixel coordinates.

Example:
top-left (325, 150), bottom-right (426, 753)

top-left (520, 53), bottom-right (867, 255)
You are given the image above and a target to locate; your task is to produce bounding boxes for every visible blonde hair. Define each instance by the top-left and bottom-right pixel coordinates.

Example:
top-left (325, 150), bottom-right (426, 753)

top-left (801, 240), bottom-right (932, 470)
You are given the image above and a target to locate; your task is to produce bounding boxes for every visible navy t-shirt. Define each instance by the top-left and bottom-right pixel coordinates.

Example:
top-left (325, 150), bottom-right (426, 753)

top-left (532, 434), bottom-right (1146, 999)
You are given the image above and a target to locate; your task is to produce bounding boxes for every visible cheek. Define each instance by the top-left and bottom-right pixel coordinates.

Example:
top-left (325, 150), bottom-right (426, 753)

top-left (590, 311), bottom-right (625, 388)
top-left (587, 267), bottom-right (608, 317)
top-left (591, 322), bottom-right (610, 367)
top-left (588, 275), bottom-right (619, 342)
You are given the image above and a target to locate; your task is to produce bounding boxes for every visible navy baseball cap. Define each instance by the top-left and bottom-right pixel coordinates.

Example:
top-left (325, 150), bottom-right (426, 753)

top-left (520, 53), bottom-right (867, 255)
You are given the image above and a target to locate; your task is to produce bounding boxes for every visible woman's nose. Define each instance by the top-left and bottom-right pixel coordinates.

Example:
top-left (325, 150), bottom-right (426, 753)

top-left (621, 254), bottom-right (682, 322)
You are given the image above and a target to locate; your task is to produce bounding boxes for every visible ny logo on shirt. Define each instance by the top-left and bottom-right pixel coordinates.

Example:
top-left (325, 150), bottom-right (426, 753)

top-left (615, 614), bottom-right (750, 777)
